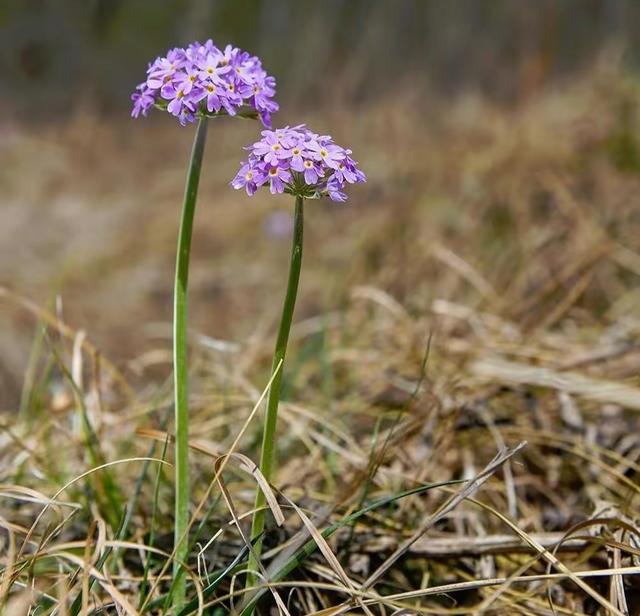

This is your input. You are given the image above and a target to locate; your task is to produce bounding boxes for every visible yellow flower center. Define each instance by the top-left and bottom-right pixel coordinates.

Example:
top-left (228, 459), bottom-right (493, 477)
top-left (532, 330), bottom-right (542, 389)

top-left (269, 168), bottom-right (278, 176)
top-left (304, 160), bottom-right (313, 169)
top-left (245, 171), bottom-right (253, 180)
top-left (320, 148), bottom-right (328, 158)
top-left (228, 84), bottom-right (235, 92)
top-left (292, 148), bottom-right (301, 156)
top-left (271, 144), bottom-right (281, 151)
top-left (177, 90), bottom-right (184, 99)
top-left (207, 85), bottom-right (215, 93)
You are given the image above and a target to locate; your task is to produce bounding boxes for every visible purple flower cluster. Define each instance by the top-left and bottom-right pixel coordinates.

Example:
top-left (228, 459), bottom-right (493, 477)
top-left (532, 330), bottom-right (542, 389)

top-left (131, 40), bottom-right (278, 127)
top-left (231, 125), bottom-right (366, 202)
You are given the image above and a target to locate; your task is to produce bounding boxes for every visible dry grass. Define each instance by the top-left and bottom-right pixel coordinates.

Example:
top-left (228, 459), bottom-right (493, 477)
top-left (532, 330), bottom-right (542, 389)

top-left (1, 66), bottom-right (640, 614)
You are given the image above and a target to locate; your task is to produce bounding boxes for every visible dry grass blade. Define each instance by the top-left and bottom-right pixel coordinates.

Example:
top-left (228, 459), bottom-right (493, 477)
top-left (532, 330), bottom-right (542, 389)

top-left (471, 357), bottom-right (640, 410)
top-left (16, 457), bottom-right (168, 563)
top-left (279, 493), bottom-right (375, 616)
top-left (28, 550), bottom-right (139, 615)
top-left (367, 532), bottom-right (590, 557)
top-left (432, 243), bottom-right (499, 301)
top-left (0, 484), bottom-right (76, 513)
top-left (0, 286), bottom-right (136, 402)
top-left (362, 442), bottom-right (527, 590)
top-left (4, 588), bottom-right (37, 616)
top-left (29, 540), bottom-right (205, 615)
top-left (231, 454), bottom-right (285, 527)
top-left (305, 604), bottom-right (355, 616)
top-left (196, 566), bottom-right (640, 613)
top-left (546, 516), bottom-right (640, 615)
top-left (81, 521), bottom-right (97, 615)
top-left (0, 518), bottom-right (16, 611)
top-left (213, 464), bottom-right (291, 616)
top-left (135, 428), bottom-right (221, 458)
top-left (468, 498), bottom-right (629, 616)
top-left (367, 565), bottom-right (640, 606)
top-left (351, 286), bottom-right (410, 321)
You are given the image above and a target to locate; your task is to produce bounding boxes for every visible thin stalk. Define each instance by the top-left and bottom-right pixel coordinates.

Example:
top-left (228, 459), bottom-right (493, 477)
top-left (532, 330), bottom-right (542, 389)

top-left (248, 196), bottom-right (304, 581)
top-left (173, 116), bottom-right (209, 610)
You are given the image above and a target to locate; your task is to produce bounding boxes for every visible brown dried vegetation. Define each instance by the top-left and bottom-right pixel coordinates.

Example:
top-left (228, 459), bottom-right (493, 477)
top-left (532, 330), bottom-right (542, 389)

top-left (1, 69), bottom-right (640, 614)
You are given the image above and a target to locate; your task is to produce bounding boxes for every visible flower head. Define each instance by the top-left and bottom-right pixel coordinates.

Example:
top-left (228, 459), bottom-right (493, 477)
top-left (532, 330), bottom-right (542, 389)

top-left (131, 40), bottom-right (278, 127)
top-left (231, 125), bottom-right (366, 202)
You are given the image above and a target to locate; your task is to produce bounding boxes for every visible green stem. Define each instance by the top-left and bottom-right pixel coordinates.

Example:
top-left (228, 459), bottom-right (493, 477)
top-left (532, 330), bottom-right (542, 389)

top-left (173, 116), bottom-right (208, 610)
top-left (248, 195), bottom-right (304, 582)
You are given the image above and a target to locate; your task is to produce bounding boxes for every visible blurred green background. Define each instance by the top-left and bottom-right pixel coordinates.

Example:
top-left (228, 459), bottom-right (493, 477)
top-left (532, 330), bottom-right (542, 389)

top-left (2, 0), bottom-right (640, 117)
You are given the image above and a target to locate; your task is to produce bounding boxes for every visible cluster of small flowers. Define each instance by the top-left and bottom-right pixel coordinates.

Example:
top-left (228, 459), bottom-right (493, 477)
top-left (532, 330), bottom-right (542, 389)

top-left (231, 125), bottom-right (366, 202)
top-left (131, 40), bottom-right (278, 127)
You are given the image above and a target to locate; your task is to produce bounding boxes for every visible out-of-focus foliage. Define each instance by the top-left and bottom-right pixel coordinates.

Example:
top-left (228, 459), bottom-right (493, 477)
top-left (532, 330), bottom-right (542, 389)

top-left (1, 0), bottom-right (640, 116)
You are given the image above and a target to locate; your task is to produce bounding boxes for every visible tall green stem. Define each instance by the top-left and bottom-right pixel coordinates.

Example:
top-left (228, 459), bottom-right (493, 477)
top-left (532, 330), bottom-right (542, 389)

top-left (173, 117), bottom-right (208, 610)
top-left (249, 195), bottom-right (304, 580)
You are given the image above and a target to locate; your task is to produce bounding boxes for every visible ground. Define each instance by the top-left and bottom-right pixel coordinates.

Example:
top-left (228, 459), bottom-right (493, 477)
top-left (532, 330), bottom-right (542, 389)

top-left (1, 69), bottom-right (640, 614)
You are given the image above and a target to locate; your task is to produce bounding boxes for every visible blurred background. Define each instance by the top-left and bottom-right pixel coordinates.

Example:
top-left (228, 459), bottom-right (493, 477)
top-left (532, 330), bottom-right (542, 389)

top-left (1, 0), bottom-right (640, 409)
top-left (2, 0), bottom-right (640, 113)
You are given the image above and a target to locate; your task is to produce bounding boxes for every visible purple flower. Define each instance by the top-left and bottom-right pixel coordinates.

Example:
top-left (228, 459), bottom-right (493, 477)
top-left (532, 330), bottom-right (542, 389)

top-left (160, 81), bottom-right (196, 118)
top-left (193, 80), bottom-right (224, 113)
top-left (220, 81), bottom-right (243, 116)
top-left (131, 41), bottom-right (278, 127)
top-left (302, 159), bottom-right (324, 185)
top-left (131, 88), bottom-right (155, 118)
top-left (230, 125), bottom-right (365, 202)
top-left (307, 140), bottom-right (346, 170)
top-left (266, 165), bottom-right (292, 194)
top-left (286, 141), bottom-right (307, 171)
top-left (219, 44), bottom-right (238, 68)
top-left (176, 68), bottom-right (200, 95)
top-left (334, 155), bottom-right (366, 184)
top-left (197, 53), bottom-right (230, 83)
top-left (327, 177), bottom-right (348, 202)
top-left (251, 131), bottom-right (287, 163)
top-left (246, 75), bottom-right (278, 127)
top-left (148, 48), bottom-right (186, 87)
top-left (177, 106), bottom-right (197, 127)
top-left (231, 163), bottom-right (262, 196)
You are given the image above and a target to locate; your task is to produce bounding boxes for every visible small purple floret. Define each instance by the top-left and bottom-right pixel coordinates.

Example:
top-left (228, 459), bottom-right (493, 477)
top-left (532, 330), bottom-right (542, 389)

top-left (231, 125), bottom-right (366, 202)
top-left (131, 40), bottom-right (278, 127)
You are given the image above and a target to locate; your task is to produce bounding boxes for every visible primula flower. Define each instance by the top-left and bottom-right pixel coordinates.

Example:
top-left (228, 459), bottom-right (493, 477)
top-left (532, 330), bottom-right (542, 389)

top-left (231, 125), bottom-right (366, 202)
top-left (231, 163), bottom-right (262, 196)
top-left (286, 141), bottom-right (306, 171)
top-left (307, 140), bottom-right (345, 169)
top-left (196, 81), bottom-right (224, 114)
top-left (265, 165), bottom-right (292, 194)
top-left (131, 40), bottom-right (278, 127)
